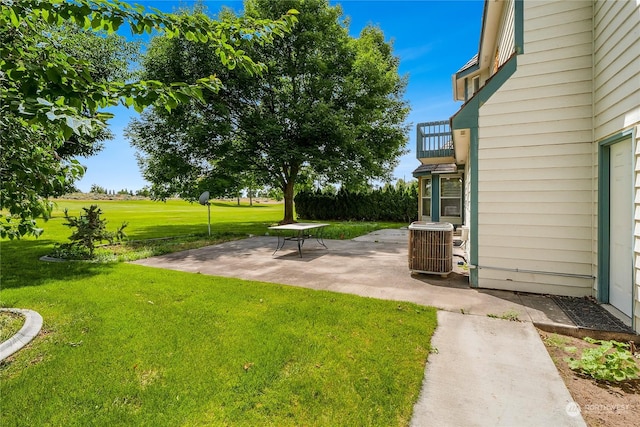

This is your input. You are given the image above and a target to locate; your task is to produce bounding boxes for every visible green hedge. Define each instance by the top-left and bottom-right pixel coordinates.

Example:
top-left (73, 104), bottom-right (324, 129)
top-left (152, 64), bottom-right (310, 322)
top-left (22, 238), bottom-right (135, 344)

top-left (295, 185), bottom-right (418, 223)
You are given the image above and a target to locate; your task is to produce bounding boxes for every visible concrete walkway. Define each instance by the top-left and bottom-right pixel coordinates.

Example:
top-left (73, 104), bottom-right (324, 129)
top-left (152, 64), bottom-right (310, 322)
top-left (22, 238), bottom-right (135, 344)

top-left (132, 230), bottom-right (587, 426)
top-left (411, 311), bottom-right (585, 426)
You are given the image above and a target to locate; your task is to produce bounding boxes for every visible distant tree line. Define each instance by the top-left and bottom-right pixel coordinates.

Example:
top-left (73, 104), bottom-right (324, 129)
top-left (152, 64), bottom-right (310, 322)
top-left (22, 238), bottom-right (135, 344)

top-left (294, 181), bottom-right (418, 223)
top-left (88, 184), bottom-right (150, 197)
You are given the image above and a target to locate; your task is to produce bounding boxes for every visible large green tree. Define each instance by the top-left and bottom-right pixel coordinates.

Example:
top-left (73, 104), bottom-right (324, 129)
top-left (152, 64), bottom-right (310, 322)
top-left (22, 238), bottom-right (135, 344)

top-left (128, 0), bottom-right (410, 223)
top-left (0, 0), bottom-right (297, 238)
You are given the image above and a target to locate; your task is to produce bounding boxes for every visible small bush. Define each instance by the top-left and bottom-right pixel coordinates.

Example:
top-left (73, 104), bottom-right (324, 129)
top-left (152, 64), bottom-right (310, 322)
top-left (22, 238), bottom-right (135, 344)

top-left (565, 337), bottom-right (640, 382)
top-left (55, 205), bottom-right (127, 259)
top-left (50, 243), bottom-right (92, 260)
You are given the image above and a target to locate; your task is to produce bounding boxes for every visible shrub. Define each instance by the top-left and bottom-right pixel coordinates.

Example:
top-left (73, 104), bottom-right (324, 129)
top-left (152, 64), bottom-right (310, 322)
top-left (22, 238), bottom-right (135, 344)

top-left (565, 337), bottom-right (639, 382)
top-left (294, 183), bottom-right (418, 223)
top-left (56, 205), bottom-right (127, 258)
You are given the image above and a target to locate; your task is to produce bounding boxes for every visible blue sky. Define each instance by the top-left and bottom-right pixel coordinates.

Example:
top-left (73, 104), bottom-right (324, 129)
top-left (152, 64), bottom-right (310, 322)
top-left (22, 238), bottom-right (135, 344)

top-left (75, 0), bottom-right (484, 192)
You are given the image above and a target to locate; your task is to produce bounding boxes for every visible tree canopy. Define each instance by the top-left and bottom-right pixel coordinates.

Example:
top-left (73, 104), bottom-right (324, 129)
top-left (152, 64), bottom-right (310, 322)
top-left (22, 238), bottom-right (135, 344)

top-left (0, 0), bottom-right (297, 238)
top-left (128, 0), bottom-right (410, 223)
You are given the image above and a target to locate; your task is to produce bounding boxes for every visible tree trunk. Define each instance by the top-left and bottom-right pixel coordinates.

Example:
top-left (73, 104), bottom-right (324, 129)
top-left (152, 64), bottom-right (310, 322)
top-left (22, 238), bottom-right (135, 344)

top-left (282, 179), bottom-right (295, 224)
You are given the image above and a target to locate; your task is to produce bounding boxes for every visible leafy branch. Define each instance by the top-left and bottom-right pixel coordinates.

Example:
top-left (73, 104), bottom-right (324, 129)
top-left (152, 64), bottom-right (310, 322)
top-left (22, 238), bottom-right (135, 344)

top-left (1, 0), bottom-right (299, 128)
top-left (0, 0), bottom-right (298, 238)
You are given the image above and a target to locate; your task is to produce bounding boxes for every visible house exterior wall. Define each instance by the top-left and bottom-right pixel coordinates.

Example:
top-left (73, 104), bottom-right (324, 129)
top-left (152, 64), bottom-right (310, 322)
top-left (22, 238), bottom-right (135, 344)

top-left (466, 0), bottom-right (514, 96)
top-left (463, 69), bottom-right (492, 102)
top-left (593, 0), bottom-right (640, 141)
top-left (464, 160), bottom-right (471, 230)
top-left (463, 158), bottom-right (472, 262)
top-left (593, 0), bottom-right (640, 328)
top-left (495, 0), bottom-right (516, 71)
top-left (474, 0), bottom-right (594, 295)
top-left (635, 127), bottom-right (640, 331)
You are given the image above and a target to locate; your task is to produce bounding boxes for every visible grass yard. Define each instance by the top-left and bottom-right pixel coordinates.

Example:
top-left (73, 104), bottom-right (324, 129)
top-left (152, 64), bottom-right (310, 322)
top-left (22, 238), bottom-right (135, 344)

top-left (0, 199), bottom-right (435, 426)
top-left (0, 310), bottom-right (24, 343)
top-left (36, 198), bottom-right (408, 241)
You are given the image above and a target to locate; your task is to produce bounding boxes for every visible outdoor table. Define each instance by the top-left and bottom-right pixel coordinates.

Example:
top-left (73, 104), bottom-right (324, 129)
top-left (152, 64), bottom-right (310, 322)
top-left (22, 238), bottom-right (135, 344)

top-left (268, 223), bottom-right (330, 257)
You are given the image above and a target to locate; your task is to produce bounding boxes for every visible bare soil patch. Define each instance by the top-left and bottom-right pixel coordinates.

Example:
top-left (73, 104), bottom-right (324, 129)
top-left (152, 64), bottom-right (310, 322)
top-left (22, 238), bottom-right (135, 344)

top-left (540, 330), bottom-right (640, 427)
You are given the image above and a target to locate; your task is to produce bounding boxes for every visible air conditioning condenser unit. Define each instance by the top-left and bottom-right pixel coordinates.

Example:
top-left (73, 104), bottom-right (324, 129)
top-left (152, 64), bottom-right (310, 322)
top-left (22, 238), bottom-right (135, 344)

top-left (408, 221), bottom-right (454, 276)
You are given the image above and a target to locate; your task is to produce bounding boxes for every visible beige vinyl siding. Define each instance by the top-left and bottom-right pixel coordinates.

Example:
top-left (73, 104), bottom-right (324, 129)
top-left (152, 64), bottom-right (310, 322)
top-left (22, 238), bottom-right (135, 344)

top-left (464, 158), bottom-right (471, 225)
top-left (594, 0), bottom-right (640, 140)
top-left (635, 130), bottom-right (640, 331)
top-left (475, 276), bottom-right (592, 297)
top-left (594, 0), bottom-right (639, 331)
top-left (523, 0), bottom-right (592, 24)
top-left (479, 133), bottom-right (592, 150)
top-left (463, 159), bottom-right (471, 262)
top-left (475, 0), bottom-right (594, 295)
top-left (495, 0), bottom-right (515, 69)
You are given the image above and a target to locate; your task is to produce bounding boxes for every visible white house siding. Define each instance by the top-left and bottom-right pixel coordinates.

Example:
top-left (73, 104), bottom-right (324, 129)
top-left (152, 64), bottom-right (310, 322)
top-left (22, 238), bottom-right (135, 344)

top-left (475, 0), bottom-right (594, 295)
top-left (464, 159), bottom-right (472, 262)
top-left (495, 0), bottom-right (516, 69)
top-left (593, 0), bottom-right (640, 140)
top-left (594, 0), bottom-right (640, 329)
top-left (635, 128), bottom-right (640, 331)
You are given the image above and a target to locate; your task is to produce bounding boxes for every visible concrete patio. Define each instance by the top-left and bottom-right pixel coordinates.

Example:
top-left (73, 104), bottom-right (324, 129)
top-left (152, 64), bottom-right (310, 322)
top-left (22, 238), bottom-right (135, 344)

top-left (133, 230), bottom-right (574, 327)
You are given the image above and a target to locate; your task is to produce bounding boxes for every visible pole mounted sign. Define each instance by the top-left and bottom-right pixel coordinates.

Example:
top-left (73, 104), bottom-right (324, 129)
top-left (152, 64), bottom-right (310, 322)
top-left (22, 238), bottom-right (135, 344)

top-left (198, 191), bottom-right (211, 236)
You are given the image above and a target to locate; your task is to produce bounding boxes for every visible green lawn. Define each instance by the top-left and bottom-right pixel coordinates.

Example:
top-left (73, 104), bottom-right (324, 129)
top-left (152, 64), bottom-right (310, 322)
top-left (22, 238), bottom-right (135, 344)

top-left (0, 199), bottom-right (435, 426)
top-left (47, 198), bottom-right (285, 240)
top-left (0, 310), bottom-right (24, 343)
top-left (37, 198), bottom-right (408, 241)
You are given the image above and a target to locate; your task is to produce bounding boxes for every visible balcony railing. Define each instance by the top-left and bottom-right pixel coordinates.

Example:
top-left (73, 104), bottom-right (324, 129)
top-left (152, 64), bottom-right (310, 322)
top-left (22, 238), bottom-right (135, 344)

top-left (416, 120), bottom-right (454, 159)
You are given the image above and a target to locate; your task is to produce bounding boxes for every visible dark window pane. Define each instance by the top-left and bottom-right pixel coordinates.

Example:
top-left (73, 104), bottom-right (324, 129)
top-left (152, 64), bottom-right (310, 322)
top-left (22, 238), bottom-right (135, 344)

top-left (422, 198), bottom-right (431, 216)
top-left (441, 198), bottom-right (460, 217)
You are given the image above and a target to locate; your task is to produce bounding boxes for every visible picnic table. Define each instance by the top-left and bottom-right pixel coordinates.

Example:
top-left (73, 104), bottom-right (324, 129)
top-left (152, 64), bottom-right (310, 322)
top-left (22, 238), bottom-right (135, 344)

top-left (268, 223), bottom-right (330, 257)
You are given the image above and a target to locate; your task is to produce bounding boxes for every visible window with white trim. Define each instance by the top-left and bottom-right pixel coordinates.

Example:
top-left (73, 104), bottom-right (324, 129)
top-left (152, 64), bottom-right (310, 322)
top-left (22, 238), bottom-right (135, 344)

top-left (421, 177), bottom-right (431, 219)
top-left (440, 175), bottom-right (462, 218)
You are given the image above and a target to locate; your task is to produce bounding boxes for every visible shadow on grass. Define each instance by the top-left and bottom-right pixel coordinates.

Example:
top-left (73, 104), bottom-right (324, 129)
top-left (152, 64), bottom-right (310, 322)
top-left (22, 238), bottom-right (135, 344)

top-left (0, 220), bottom-right (284, 292)
top-left (0, 239), bottom-right (117, 292)
top-left (124, 222), bottom-right (277, 241)
top-left (209, 202), bottom-right (272, 209)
